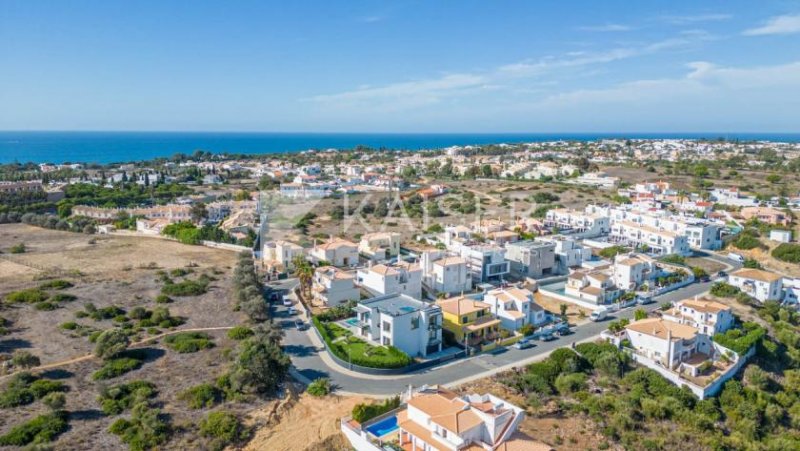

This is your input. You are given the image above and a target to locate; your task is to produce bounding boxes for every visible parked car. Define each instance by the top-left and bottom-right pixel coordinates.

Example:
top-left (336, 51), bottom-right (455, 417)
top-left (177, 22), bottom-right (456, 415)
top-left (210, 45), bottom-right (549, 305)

top-left (636, 296), bottom-right (655, 305)
top-left (295, 319), bottom-right (306, 330)
top-left (556, 326), bottom-right (572, 336)
top-left (513, 337), bottom-right (535, 350)
top-left (282, 296), bottom-right (293, 307)
top-left (287, 307), bottom-right (297, 315)
top-left (727, 253), bottom-right (745, 263)
top-left (540, 333), bottom-right (557, 342)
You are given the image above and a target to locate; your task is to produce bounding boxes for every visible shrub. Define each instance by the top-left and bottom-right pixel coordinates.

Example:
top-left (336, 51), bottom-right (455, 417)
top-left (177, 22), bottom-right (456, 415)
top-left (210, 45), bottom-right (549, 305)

top-left (306, 377), bottom-right (331, 397)
top-left (93, 357), bottom-right (143, 381)
top-left (109, 402), bottom-right (170, 450)
top-left (519, 324), bottom-right (535, 337)
top-left (710, 282), bottom-right (740, 298)
top-left (0, 373), bottom-right (65, 408)
top-left (352, 396), bottom-right (401, 423)
top-left (94, 329), bottom-right (130, 360)
top-left (11, 350), bottom-right (41, 369)
top-left (5, 288), bottom-right (48, 304)
top-left (773, 243), bottom-right (800, 263)
top-left (164, 332), bottom-right (214, 353)
top-left (598, 246), bottom-right (628, 260)
top-left (227, 326), bottom-right (254, 340)
top-left (49, 293), bottom-right (77, 303)
top-left (555, 372), bottom-right (588, 394)
top-left (155, 294), bottom-right (173, 304)
top-left (178, 383), bottom-right (221, 409)
top-left (199, 411), bottom-right (249, 451)
top-left (99, 380), bottom-right (157, 415)
top-left (161, 277), bottom-right (209, 297)
top-left (732, 234), bottom-right (762, 250)
top-left (9, 243), bottom-right (26, 254)
top-left (660, 254), bottom-right (686, 265)
top-left (714, 323), bottom-right (766, 354)
top-left (0, 411), bottom-right (68, 446)
top-left (34, 301), bottom-right (59, 311)
top-left (41, 391), bottom-right (66, 411)
top-left (38, 280), bottom-right (74, 290)
top-left (28, 379), bottom-right (67, 398)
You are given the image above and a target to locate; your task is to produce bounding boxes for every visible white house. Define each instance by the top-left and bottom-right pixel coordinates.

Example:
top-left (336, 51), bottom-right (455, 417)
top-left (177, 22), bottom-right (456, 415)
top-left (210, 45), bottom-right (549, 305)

top-left (770, 229), bottom-right (792, 243)
top-left (312, 266), bottom-right (360, 307)
top-left (544, 208), bottom-right (610, 238)
top-left (341, 386), bottom-right (551, 451)
top-left (542, 235), bottom-right (592, 274)
top-left (420, 252), bottom-right (472, 296)
top-left (662, 298), bottom-right (735, 336)
top-left (483, 287), bottom-right (546, 331)
top-left (504, 240), bottom-right (556, 279)
top-left (262, 240), bottom-right (304, 271)
top-left (569, 172), bottom-right (619, 189)
top-left (358, 232), bottom-right (401, 261)
top-left (309, 238), bottom-right (359, 267)
top-left (354, 293), bottom-right (443, 357)
top-left (565, 270), bottom-right (619, 305)
top-left (356, 261), bottom-right (423, 300)
top-left (728, 268), bottom-right (783, 303)
top-left (459, 244), bottom-right (510, 283)
top-left (609, 221), bottom-right (691, 256)
top-left (626, 318), bottom-right (713, 372)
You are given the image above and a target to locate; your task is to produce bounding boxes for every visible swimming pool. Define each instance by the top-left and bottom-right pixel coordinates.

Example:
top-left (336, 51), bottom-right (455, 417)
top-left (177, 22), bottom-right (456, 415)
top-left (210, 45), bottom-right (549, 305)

top-left (344, 318), bottom-right (359, 327)
top-left (365, 415), bottom-right (398, 437)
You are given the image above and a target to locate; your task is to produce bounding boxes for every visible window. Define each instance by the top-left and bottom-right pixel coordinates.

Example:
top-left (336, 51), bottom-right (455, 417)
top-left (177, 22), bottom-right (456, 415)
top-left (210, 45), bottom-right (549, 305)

top-left (382, 321), bottom-right (391, 332)
top-left (461, 316), bottom-right (469, 324)
top-left (411, 316), bottom-right (420, 330)
top-left (476, 310), bottom-right (484, 318)
top-left (382, 336), bottom-right (391, 346)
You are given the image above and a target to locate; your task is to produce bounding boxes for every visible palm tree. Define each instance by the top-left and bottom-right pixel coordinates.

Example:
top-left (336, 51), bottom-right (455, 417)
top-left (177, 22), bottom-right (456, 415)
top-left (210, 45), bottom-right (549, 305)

top-left (293, 255), bottom-right (314, 299)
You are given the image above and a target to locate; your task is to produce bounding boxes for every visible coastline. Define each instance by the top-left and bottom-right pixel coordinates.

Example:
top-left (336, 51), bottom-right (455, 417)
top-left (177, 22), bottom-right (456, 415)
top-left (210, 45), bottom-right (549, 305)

top-left (2, 130), bottom-right (800, 165)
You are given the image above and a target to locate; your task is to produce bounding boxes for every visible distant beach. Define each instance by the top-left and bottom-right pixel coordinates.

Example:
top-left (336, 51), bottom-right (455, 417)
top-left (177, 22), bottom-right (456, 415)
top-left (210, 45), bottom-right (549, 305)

top-left (2, 131), bottom-right (800, 165)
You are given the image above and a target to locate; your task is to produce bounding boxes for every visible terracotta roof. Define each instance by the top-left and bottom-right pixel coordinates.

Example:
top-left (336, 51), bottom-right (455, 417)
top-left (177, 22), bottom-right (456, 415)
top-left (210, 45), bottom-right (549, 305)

top-left (434, 256), bottom-right (466, 267)
top-left (437, 297), bottom-right (491, 316)
top-left (397, 410), bottom-right (444, 451)
top-left (316, 238), bottom-right (357, 250)
top-left (315, 266), bottom-right (354, 280)
top-left (581, 286), bottom-right (603, 296)
top-left (679, 298), bottom-right (730, 314)
top-left (626, 318), bottom-right (698, 340)
top-left (464, 317), bottom-right (502, 332)
top-left (731, 268), bottom-right (783, 283)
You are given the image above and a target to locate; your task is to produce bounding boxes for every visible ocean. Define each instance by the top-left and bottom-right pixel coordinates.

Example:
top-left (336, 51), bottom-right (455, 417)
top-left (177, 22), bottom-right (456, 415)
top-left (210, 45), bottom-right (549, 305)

top-left (1, 131), bottom-right (799, 165)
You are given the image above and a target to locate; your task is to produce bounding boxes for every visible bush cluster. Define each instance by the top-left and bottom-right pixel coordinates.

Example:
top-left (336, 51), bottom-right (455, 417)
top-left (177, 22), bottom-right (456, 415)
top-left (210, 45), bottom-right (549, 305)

top-left (351, 396), bottom-right (401, 423)
top-left (164, 332), bottom-right (215, 353)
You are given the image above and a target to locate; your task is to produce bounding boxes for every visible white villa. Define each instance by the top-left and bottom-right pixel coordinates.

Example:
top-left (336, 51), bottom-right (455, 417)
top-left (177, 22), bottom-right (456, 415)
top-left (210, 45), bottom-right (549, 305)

top-left (662, 298), bottom-right (735, 336)
top-left (341, 386), bottom-right (551, 451)
top-left (309, 238), bottom-right (359, 267)
top-left (483, 287), bottom-right (546, 331)
top-left (357, 261), bottom-right (423, 300)
top-left (565, 270), bottom-right (620, 305)
top-left (262, 240), bottom-right (304, 272)
top-left (420, 252), bottom-right (472, 296)
top-left (312, 266), bottom-right (360, 307)
top-left (728, 268), bottom-right (783, 303)
top-left (505, 240), bottom-right (556, 279)
top-left (353, 294), bottom-right (443, 358)
top-left (359, 232), bottom-right (402, 261)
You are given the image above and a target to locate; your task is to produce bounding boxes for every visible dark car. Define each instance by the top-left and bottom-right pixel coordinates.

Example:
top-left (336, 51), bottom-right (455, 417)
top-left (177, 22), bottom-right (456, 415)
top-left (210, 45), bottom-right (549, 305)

top-left (295, 319), bottom-right (306, 330)
top-left (556, 327), bottom-right (572, 336)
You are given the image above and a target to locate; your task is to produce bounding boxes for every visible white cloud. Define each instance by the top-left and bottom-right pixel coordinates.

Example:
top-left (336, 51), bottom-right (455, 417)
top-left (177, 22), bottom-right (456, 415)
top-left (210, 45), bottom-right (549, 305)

top-left (743, 14), bottom-right (800, 36)
top-left (660, 13), bottom-right (732, 24)
top-left (578, 24), bottom-right (632, 32)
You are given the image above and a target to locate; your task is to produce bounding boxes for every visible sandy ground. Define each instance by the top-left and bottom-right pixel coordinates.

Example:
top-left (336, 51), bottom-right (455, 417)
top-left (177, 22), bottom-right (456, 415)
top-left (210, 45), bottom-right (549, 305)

top-left (535, 291), bottom-right (591, 325)
top-left (0, 224), bottom-right (260, 449)
top-left (245, 391), bottom-right (367, 451)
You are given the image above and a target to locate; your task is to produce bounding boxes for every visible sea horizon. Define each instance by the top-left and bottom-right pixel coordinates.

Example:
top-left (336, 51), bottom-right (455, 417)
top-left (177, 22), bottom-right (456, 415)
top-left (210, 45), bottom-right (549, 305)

top-left (2, 130), bottom-right (800, 165)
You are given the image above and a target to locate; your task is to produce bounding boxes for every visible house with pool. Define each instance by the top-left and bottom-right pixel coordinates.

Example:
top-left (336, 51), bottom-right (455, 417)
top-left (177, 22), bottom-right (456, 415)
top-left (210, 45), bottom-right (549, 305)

top-left (353, 293), bottom-right (443, 358)
top-left (341, 385), bottom-right (552, 451)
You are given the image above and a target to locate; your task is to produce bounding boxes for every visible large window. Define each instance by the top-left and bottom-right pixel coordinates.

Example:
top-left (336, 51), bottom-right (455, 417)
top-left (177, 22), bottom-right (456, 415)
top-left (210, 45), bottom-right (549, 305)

top-left (382, 321), bottom-right (391, 332)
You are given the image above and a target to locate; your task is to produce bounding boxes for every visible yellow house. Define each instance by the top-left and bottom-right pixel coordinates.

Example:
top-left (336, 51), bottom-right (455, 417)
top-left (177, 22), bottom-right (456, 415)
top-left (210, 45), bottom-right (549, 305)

top-left (437, 296), bottom-right (501, 347)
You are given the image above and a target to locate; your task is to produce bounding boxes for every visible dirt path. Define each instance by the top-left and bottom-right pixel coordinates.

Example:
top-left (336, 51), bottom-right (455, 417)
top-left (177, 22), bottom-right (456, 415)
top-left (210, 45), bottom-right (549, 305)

top-left (0, 326), bottom-right (235, 381)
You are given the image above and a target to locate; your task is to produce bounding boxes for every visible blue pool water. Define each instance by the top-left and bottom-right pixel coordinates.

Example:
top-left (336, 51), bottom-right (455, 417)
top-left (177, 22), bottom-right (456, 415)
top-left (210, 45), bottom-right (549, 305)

top-left (365, 415), bottom-right (398, 437)
top-left (344, 318), bottom-right (359, 327)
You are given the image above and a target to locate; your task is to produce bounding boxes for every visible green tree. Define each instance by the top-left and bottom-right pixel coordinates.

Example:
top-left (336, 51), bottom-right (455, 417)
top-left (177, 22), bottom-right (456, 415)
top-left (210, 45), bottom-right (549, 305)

top-left (94, 329), bottom-right (130, 360)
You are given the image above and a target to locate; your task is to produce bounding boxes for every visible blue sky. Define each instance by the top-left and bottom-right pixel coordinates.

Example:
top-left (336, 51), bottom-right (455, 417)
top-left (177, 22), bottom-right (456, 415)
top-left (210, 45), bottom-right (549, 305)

top-left (1, 0), bottom-right (800, 132)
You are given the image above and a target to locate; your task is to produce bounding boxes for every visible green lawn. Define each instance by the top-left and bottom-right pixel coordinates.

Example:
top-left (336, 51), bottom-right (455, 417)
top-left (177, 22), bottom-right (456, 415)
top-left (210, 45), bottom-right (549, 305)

top-left (326, 323), bottom-right (352, 340)
top-left (331, 336), bottom-right (411, 369)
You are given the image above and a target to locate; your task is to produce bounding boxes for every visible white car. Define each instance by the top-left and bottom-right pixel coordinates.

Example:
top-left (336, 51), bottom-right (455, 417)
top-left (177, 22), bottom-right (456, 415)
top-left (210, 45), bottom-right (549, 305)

top-left (282, 296), bottom-right (293, 307)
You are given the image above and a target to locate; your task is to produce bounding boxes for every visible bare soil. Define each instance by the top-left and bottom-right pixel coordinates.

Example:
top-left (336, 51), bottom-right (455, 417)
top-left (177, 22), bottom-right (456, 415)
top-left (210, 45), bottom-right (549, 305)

top-left (0, 224), bottom-right (265, 450)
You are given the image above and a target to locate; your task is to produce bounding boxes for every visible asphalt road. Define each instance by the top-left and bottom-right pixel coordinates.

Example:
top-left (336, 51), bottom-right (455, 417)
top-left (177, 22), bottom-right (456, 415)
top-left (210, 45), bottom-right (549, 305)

top-left (273, 253), bottom-right (740, 396)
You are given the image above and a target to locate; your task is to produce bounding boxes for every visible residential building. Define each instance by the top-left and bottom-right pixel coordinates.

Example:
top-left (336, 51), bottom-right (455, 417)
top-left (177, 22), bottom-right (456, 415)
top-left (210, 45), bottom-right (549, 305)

top-left (279, 182), bottom-right (333, 199)
top-left (542, 235), bottom-right (592, 274)
top-left (709, 188), bottom-right (758, 207)
top-left (420, 252), bottom-right (472, 296)
top-left (609, 221), bottom-right (691, 256)
top-left (312, 266), bottom-right (360, 307)
top-left (569, 171), bottom-right (619, 189)
top-left (354, 293), bottom-right (443, 357)
top-left (544, 208), bottom-right (610, 238)
top-left (483, 287), bottom-right (546, 331)
top-left (626, 318), bottom-right (714, 373)
top-left (437, 295), bottom-right (501, 347)
top-left (357, 261), bottom-right (423, 299)
top-left (458, 244), bottom-right (510, 283)
top-left (487, 230), bottom-right (519, 246)
top-left (662, 298), bottom-right (735, 336)
top-left (390, 386), bottom-right (550, 451)
top-left (741, 206), bottom-right (791, 226)
top-left (309, 238), bottom-right (359, 267)
top-left (358, 232), bottom-right (401, 261)
top-left (565, 270), bottom-right (619, 305)
top-left (769, 229), bottom-right (792, 243)
top-left (262, 240), bottom-right (304, 271)
top-left (728, 268), bottom-right (783, 302)
top-left (611, 254), bottom-right (655, 291)
top-left (505, 240), bottom-right (556, 279)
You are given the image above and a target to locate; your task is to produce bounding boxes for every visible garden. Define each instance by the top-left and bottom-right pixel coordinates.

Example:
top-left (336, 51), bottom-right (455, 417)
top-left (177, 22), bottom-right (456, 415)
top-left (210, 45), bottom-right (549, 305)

top-left (313, 317), bottom-right (411, 369)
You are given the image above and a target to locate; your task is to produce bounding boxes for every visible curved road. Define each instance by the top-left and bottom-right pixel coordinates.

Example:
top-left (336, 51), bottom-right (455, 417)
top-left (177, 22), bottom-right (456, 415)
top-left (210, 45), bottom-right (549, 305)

top-left (275, 253), bottom-right (740, 396)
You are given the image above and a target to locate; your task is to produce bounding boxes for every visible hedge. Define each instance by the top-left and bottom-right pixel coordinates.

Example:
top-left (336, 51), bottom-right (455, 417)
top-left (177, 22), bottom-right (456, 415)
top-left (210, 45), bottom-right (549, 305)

top-left (314, 318), bottom-right (411, 369)
top-left (713, 323), bottom-right (766, 354)
top-left (351, 396), bottom-right (401, 423)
